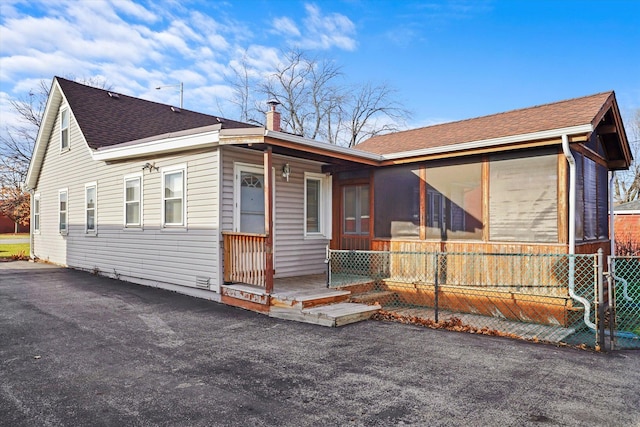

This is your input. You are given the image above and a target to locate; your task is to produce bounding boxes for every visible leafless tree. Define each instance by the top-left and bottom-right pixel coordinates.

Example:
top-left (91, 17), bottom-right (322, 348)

top-left (614, 108), bottom-right (640, 204)
top-left (344, 82), bottom-right (408, 147)
top-left (0, 76), bottom-right (110, 230)
top-left (1, 76), bottom-right (111, 187)
top-left (227, 52), bottom-right (262, 125)
top-left (229, 49), bottom-right (410, 146)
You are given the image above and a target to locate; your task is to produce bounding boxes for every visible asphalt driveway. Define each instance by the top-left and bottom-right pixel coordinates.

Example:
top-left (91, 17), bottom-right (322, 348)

top-left (1, 261), bottom-right (639, 426)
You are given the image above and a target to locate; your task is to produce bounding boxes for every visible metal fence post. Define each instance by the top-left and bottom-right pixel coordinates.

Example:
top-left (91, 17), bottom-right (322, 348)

top-left (326, 245), bottom-right (331, 288)
top-left (597, 249), bottom-right (605, 351)
top-left (434, 252), bottom-right (439, 323)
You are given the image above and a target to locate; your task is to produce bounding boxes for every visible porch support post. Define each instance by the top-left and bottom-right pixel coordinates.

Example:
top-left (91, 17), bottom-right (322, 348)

top-left (482, 155), bottom-right (490, 242)
top-left (264, 146), bottom-right (275, 294)
top-left (419, 167), bottom-right (427, 240)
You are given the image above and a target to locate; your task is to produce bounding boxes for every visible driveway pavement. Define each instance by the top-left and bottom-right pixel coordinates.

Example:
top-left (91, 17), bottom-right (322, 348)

top-left (1, 261), bottom-right (639, 426)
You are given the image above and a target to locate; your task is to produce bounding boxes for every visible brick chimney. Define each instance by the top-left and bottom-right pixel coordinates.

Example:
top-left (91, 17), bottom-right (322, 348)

top-left (266, 99), bottom-right (281, 132)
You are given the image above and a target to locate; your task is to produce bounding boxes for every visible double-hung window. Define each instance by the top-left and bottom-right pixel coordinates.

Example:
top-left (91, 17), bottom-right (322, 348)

top-left (162, 167), bottom-right (185, 227)
top-left (60, 109), bottom-right (69, 151)
top-left (304, 172), bottom-right (331, 238)
top-left (124, 175), bottom-right (142, 227)
top-left (59, 189), bottom-right (68, 234)
top-left (33, 194), bottom-right (41, 233)
top-left (85, 183), bottom-right (97, 234)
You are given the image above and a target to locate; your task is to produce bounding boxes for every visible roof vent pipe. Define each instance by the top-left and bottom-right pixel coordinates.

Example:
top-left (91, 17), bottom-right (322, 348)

top-left (561, 134), bottom-right (596, 330)
top-left (266, 99), bottom-right (281, 132)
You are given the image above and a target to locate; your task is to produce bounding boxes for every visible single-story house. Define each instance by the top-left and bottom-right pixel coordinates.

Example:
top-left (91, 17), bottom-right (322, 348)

top-left (613, 199), bottom-right (640, 255)
top-left (25, 77), bottom-right (632, 325)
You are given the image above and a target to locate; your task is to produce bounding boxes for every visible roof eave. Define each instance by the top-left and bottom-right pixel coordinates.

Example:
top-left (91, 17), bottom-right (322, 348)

top-left (263, 129), bottom-right (384, 163)
top-left (380, 124), bottom-right (594, 161)
top-left (25, 78), bottom-right (62, 190)
top-left (92, 128), bottom-right (222, 161)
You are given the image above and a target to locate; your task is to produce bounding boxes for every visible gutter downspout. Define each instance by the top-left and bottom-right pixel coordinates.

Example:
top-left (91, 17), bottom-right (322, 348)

top-left (609, 171), bottom-right (616, 259)
top-left (24, 184), bottom-right (35, 260)
top-left (561, 135), bottom-right (596, 330)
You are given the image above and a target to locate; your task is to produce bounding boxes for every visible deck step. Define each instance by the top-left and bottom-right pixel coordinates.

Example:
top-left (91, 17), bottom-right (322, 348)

top-left (270, 288), bottom-right (351, 309)
top-left (270, 302), bottom-right (381, 327)
top-left (350, 290), bottom-right (397, 306)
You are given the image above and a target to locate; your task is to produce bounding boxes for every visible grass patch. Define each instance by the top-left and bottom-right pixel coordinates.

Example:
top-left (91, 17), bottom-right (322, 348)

top-left (0, 233), bottom-right (29, 240)
top-left (0, 243), bottom-right (30, 259)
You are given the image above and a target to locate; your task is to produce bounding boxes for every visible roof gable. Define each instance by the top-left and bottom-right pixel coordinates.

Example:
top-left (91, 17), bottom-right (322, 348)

top-left (55, 77), bottom-right (255, 150)
top-left (355, 92), bottom-right (617, 155)
top-left (26, 77), bottom-right (259, 189)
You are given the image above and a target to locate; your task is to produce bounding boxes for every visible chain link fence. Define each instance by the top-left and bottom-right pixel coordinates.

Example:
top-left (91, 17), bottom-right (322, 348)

top-left (609, 256), bottom-right (640, 350)
top-left (328, 249), bottom-right (628, 349)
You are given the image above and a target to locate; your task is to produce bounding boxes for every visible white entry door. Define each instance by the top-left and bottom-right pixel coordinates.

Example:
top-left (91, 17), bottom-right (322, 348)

top-left (239, 169), bottom-right (265, 234)
top-left (234, 163), bottom-right (275, 235)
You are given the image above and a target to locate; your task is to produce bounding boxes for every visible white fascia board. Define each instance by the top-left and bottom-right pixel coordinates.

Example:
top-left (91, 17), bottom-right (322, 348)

top-left (263, 129), bottom-right (384, 162)
top-left (92, 129), bottom-right (221, 161)
top-left (381, 124), bottom-right (594, 160)
top-left (25, 79), bottom-right (62, 189)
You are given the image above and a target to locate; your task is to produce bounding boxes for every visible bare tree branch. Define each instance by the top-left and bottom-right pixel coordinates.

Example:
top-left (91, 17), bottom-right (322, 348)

top-left (614, 108), bottom-right (640, 204)
top-left (1, 76), bottom-right (112, 228)
top-left (227, 48), bottom-right (410, 146)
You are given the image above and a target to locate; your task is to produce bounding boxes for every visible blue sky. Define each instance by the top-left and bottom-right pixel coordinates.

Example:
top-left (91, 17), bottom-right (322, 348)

top-left (1, 0), bottom-right (639, 137)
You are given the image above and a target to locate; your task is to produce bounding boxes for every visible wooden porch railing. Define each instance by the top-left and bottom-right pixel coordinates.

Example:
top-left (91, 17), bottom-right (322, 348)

top-left (223, 232), bottom-right (267, 288)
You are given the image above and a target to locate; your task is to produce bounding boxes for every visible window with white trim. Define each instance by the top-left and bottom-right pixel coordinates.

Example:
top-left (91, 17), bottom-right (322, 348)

top-left (304, 172), bottom-right (332, 238)
top-left (162, 167), bottom-right (185, 227)
top-left (85, 183), bottom-right (97, 234)
top-left (33, 194), bottom-right (40, 233)
top-left (59, 189), bottom-right (68, 234)
top-left (61, 109), bottom-right (69, 151)
top-left (124, 175), bottom-right (142, 227)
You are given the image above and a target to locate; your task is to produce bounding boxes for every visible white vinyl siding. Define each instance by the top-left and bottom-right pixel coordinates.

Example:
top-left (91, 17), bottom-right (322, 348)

top-left (85, 182), bottom-right (97, 234)
top-left (221, 147), bottom-right (330, 278)
top-left (33, 194), bottom-right (41, 233)
top-left (124, 174), bottom-right (142, 227)
top-left (59, 189), bottom-right (68, 234)
top-left (31, 103), bottom-right (221, 290)
top-left (60, 109), bottom-right (69, 151)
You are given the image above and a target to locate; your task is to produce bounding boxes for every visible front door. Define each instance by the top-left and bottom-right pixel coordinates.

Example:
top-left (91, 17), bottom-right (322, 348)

top-left (341, 184), bottom-right (370, 250)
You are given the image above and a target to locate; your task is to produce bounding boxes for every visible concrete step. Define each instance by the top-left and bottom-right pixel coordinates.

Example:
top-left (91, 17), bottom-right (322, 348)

top-left (270, 302), bottom-right (381, 327)
top-left (350, 290), bottom-right (397, 306)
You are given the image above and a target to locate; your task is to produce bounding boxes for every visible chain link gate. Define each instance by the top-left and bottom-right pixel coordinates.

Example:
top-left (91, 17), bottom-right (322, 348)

top-left (608, 256), bottom-right (640, 350)
top-left (328, 248), bottom-right (640, 350)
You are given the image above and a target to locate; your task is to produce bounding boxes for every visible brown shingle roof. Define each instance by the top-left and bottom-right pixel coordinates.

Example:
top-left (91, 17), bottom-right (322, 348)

top-left (56, 77), bottom-right (256, 149)
top-left (355, 92), bottom-right (614, 155)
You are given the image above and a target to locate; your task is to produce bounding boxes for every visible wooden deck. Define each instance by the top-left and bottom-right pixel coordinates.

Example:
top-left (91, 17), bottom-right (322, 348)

top-left (221, 273), bottom-right (380, 327)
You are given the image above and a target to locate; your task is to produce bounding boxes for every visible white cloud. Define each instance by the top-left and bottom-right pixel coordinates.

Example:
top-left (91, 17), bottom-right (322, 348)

top-left (271, 3), bottom-right (356, 51)
top-left (0, 0), bottom-right (362, 128)
top-left (110, 0), bottom-right (158, 23)
top-left (272, 17), bottom-right (301, 37)
top-left (300, 3), bottom-right (356, 50)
